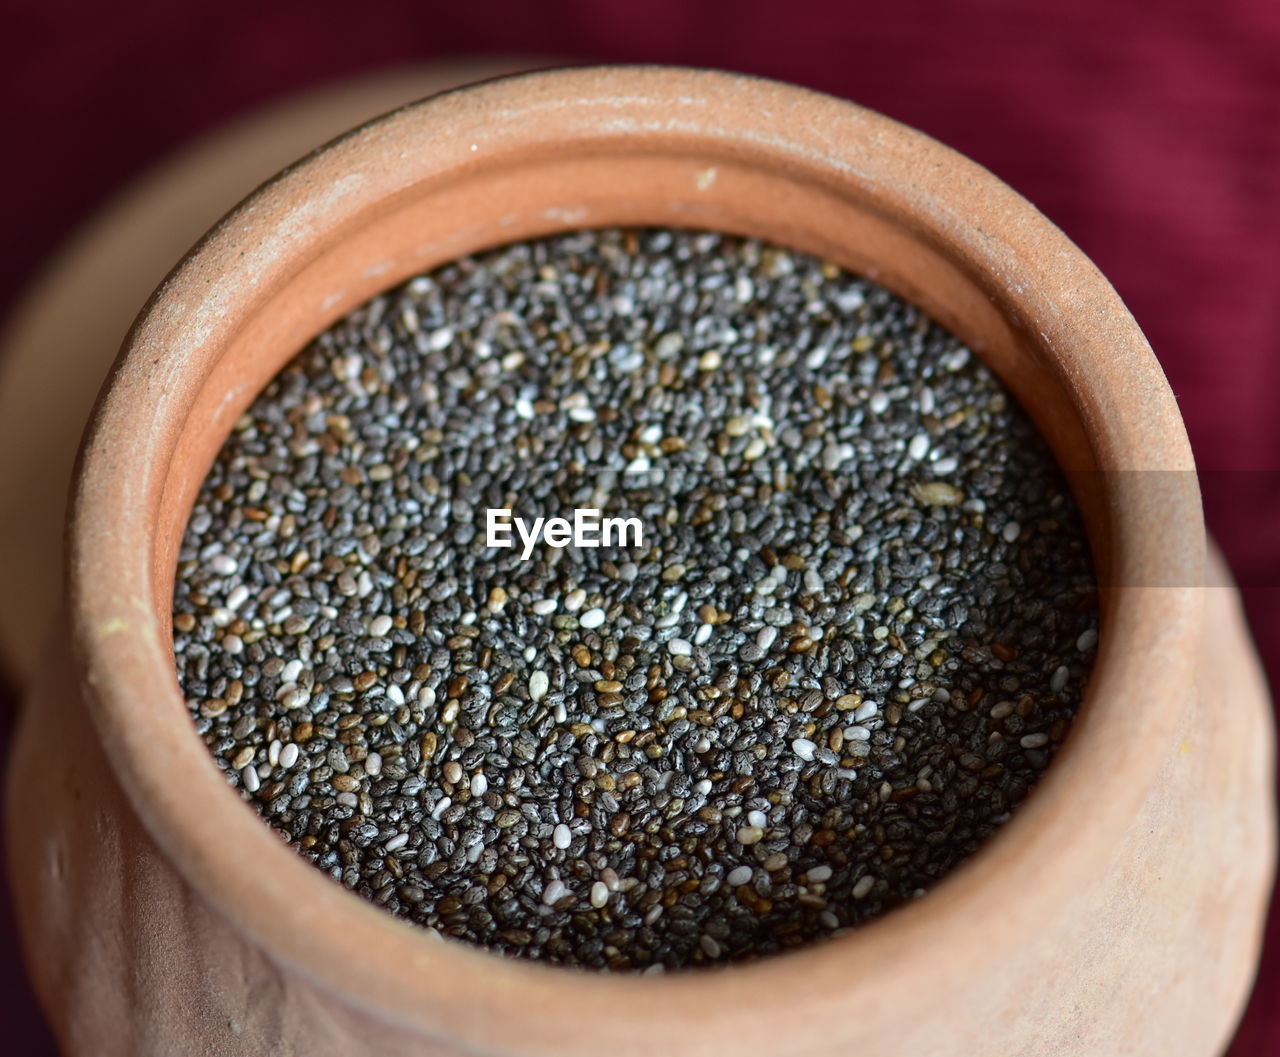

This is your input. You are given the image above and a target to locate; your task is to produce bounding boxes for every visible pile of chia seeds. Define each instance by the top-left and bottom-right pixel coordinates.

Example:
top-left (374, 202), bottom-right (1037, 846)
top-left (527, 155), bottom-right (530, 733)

top-left (173, 228), bottom-right (1097, 971)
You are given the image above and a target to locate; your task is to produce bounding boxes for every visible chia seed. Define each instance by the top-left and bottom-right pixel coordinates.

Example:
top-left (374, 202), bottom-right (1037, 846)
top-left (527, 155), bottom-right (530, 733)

top-left (173, 227), bottom-right (1098, 971)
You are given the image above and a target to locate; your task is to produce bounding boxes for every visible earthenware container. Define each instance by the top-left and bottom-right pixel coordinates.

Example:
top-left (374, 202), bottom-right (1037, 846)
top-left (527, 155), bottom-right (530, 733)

top-left (5, 66), bottom-right (1274, 1056)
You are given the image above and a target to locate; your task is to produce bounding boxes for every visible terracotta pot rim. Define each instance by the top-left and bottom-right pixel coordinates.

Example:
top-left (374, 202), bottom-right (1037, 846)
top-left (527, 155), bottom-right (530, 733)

top-left (66, 65), bottom-right (1203, 1053)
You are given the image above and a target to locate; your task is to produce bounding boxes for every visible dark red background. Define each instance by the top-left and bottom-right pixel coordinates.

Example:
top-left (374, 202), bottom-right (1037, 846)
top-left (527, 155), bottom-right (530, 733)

top-left (3, 0), bottom-right (1279, 1051)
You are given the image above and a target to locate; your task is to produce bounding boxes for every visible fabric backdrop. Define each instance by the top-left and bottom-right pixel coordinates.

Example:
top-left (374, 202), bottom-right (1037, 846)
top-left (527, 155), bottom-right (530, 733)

top-left (3, 0), bottom-right (1278, 1051)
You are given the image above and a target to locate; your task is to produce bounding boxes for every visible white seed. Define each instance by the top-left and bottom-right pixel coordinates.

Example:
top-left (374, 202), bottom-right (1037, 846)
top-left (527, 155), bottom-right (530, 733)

top-left (365, 752), bottom-right (383, 777)
top-left (791, 738), bottom-right (817, 762)
top-left (854, 700), bottom-right (879, 722)
top-left (736, 826), bottom-right (764, 846)
top-left (528, 671), bottom-right (549, 702)
top-left (280, 659), bottom-right (304, 684)
top-left (844, 725), bottom-right (871, 741)
top-left (727, 865), bottom-right (753, 887)
top-left (700, 935), bottom-right (722, 958)
top-left (1002, 521), bottom-right (1021, 543)
top-left (1050, 665), bottom-right (1070, 693)
top-left (590, 881), bottom-right (609, 908)
top-left (853, 875), bottom-right (876, 899)
top-left (241, 766), bottom-right (260, 793)
top-left (580, 608), bottom-right (606, 629)
top-left (806, 865), bottom-right (833, 883)
top-left (694, 623), bottom-right (713, 645)
top-left (756, 626), bottom-right (778, 650)
top-left (384, 833), bottom-right (409, 853)
top-left (908, 433), bottom-right (931, 461)
top-left (542, 880), bottom-right (567, 906)
top-left (747, 809), bottom-right (768, 829)
top-left (553, 823), bottom-right (572, 850)
top-left (1021, 733), bottom-right (1050, 749)
top-left (531, 598), bottom-right (557, 616)
top-left (564, 589), bottom-right (586, 612)
top-left (470, 773), bottom-right (488, 796)
top-left (279, 743), bottom-right (299, 769)
top-left (368, 614), bottom-right (393, 637)
top-left (1077, 628), bottom-right (1098, 652)
top-left (209, 554), bottom-right (238, 576)
top-left (668, 638), bottom-right (693, 656)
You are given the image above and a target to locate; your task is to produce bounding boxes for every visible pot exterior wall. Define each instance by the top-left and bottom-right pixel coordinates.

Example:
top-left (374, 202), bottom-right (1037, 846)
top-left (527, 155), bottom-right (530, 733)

top-left (6, 561), bottom-right (1274, 1057)
top-left (5, 628), bottom-right (455, 1057)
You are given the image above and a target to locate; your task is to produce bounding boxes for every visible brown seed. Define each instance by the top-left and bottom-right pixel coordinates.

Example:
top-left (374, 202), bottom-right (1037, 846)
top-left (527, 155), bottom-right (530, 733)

top-left (912, 481), bottom-right (965, 506)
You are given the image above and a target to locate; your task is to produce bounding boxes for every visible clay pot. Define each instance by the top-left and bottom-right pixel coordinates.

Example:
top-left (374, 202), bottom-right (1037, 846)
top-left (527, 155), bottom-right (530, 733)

top-left (5, 66), bottom-right (1273, 1056)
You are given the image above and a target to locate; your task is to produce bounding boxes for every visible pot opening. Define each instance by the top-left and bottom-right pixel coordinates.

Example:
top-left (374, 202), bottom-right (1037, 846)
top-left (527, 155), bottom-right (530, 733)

top-left (157, 145), bottom-right (1109, 953)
